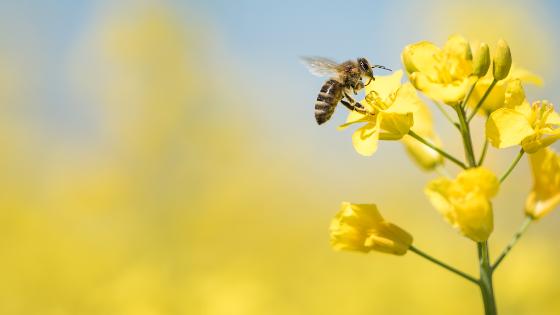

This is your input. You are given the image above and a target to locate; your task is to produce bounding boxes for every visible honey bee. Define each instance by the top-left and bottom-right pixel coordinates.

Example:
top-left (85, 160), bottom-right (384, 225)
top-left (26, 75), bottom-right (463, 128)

top-left (302, 57), bottom-right (391, 125)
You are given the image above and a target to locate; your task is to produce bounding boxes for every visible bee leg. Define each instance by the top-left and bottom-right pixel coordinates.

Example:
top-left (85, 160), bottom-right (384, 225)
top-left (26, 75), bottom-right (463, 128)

top-left (343, 92), bottom-right (365, 110)
top-left (353, 81), bottom-right (364, 94)
top-left (340, 99), bottom-right (372, 116)
top-left (343, 92), bottom-right (373, 116)
top-left (344, 91), bottom-right (357, 104)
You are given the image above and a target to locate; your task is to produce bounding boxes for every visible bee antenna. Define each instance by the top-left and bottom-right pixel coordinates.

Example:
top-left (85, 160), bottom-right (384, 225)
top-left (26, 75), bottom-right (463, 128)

top-left (372, 65), bottom-right (392, 71)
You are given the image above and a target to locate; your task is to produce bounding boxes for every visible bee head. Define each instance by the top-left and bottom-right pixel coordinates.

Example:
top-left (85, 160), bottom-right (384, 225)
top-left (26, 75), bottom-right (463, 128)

top-left (357, 57), bottom-right (375, 86)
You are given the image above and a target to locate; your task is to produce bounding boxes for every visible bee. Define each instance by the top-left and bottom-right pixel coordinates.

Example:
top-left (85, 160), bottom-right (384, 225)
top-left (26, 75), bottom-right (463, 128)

top-left (302, 56), bottom-right (391, 125)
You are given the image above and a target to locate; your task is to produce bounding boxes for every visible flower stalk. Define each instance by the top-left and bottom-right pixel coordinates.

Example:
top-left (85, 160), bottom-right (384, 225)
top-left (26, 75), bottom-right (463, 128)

top-left (468, 79), bottom-right (498, 122)
top-left (500, 149), bottom-right (525, 183)
top-left (478, 241), bottom-right (497, 315)
top-left (456, 95), bottom-right (498, 314)
top-left (410, 246), bottom-right (478, 284)
top-left (407, 130), bottom-right (467, 169)
top-left (492, 216), bottom-right (533, 270)
top-left (455, 105), bottom-right (477, 167)
top-left (478, 139), bottom-right (489, 166)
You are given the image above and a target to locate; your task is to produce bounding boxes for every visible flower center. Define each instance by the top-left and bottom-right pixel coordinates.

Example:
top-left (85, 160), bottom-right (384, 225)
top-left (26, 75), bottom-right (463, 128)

top-left (432, 51), bottom-right (471, 85)
top-left (365, 90), bottom-right (398, 112)
top-left (530, 101), bottom-right (556, 133)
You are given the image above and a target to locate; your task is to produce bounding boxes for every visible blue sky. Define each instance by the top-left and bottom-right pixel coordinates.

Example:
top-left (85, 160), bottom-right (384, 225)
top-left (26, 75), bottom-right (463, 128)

top-left (1, 0), bottom-right (559, 146)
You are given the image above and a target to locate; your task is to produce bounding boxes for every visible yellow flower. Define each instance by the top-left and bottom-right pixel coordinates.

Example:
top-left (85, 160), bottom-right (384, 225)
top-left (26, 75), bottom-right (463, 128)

top-left (466, 65), bottom-right (542, 114)
top-left (402, 34), bottom-right (474, 106)
top-left (486, 99), bottom-right (560, 153)
top-left (525, 148), bottom-right (560, 219)
top-left (338, 70), bottom-right (417, 156)
top-left (425, 168), bottom-right (499, 242)
top-left (330, 202), bottom-right (413, 255)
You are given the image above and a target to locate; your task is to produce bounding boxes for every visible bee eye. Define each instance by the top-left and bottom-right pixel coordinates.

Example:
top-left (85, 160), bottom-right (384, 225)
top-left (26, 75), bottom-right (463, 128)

top-left (358, 58), bottom-right (370, 72)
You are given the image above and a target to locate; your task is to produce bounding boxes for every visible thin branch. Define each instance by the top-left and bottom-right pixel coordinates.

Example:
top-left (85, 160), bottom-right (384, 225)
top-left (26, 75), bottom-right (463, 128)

top-left (410, 246), bottom-right (478, 285)
top-left (477, 139), bottom-right (489, 166)
top-left (454, 106), bottom-right (477, 168)
top-left (408, 130), bottom-right (467, 169)
top-left (461, 78), bottom-right (479, 110)
top-left (467, 79), bottom-right (498, 123)
top-left (492, 217), bottom-right (533, 270)
top-left (433, 101), bottom-right (459, 129)
top-left (500, 149), bottom-right (525, 183)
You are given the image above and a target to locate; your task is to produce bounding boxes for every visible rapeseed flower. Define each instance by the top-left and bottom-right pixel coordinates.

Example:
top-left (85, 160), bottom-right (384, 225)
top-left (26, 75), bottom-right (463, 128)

top-left (402, 34), bottom-right (473, 106)
top-left (425, 168), bottom-right (499, 242)
top-left (339, 71), bottom-right (443, 167)
top-left (525, 148), bottom-right (560, 219)
top-left (330, 202), bottom-right (413, 255)
top-left (486, 98), bottom-right (560, 153)
top-left (338, 70), bottom-right (416, 156)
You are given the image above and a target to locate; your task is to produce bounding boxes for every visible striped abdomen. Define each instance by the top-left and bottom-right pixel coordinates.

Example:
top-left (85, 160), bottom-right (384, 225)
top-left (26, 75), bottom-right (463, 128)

top-left (315, 79), bottom-right (343, 125)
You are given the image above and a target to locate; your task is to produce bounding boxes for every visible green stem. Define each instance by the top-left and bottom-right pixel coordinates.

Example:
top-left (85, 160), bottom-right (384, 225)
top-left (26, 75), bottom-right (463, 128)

top-left (457, 91), bottom-right (497, 313)
top-left (468, 79), bottom-right (498, 123)
top-left (454, 106), bottom-right (477, 168)
top-left (478, 242), bottom-right (497, 315)
top-left (434, 101), bottom-right (459, 129)
top-left (461, 78), bottom-right (479, 110)
top-left (408, 130), bottom-right (467, 169)
top-left (492, 216), bottom-right (533, 270)
top-left (478, 139), bottom-right (489, 166)
top-left (499, 149), bottom-right (525, 183)
top-left (409, 246), bottom-right (478, 284)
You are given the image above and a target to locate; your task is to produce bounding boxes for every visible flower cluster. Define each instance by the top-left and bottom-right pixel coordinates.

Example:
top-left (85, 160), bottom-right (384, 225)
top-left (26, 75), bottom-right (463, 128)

top-left (316, 34), bottom-right (560, 314)
top-left (329, 35), bottom-right (558, 252)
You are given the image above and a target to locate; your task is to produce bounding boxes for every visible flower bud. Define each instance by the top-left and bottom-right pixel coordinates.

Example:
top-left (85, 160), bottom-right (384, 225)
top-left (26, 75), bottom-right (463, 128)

top-left (472, 43), bottom-right (490, 77)
top-left (330, 202), bottom-right (413, 255)
top-left (492, 39), bottom-right (512, 81)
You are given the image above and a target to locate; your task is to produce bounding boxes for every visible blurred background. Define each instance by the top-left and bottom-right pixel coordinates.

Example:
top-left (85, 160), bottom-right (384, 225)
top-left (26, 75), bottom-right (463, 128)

top-left (0, 0), bottom-right (559, 314)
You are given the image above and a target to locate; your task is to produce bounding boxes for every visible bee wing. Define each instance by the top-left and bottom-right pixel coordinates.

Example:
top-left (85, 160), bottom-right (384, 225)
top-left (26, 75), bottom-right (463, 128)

top-left (301, 56), bottom-right (340, 77)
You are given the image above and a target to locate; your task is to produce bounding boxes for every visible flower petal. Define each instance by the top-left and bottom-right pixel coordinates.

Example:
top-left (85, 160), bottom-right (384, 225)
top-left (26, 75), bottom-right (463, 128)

top-left (509, 65), bottom-right (543, 86)
top-left (352, 120), bottom-right (380, 156)
top-left (442, 34), bottom-right (473, 79)
top-left (410, 72), bottom-right (468, 105)
top-left (525, 148), bottom-right (560, 219)
top-left (402, 41), bottom-right (440, 79)
top-left (503, 79), bottom-right (525, 109)
top-left (338, 114), bottom-right (372, 130)
top-left (379, 112), bottom-right (413, 140)
top-left (486, 108), bottom-right (534, 148)
top-left (365, 70), bottom-right (403, 102)
top-left (453, 194), bottom-right (493, 242)
top-left (387, 82), bottom-right (424, 115)
top-left (365, 222), bottom-right (413, 256)
top-left (425, 178), bottom-right (456, 224)
top-left (455, 167), bottom-right (499, 198)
